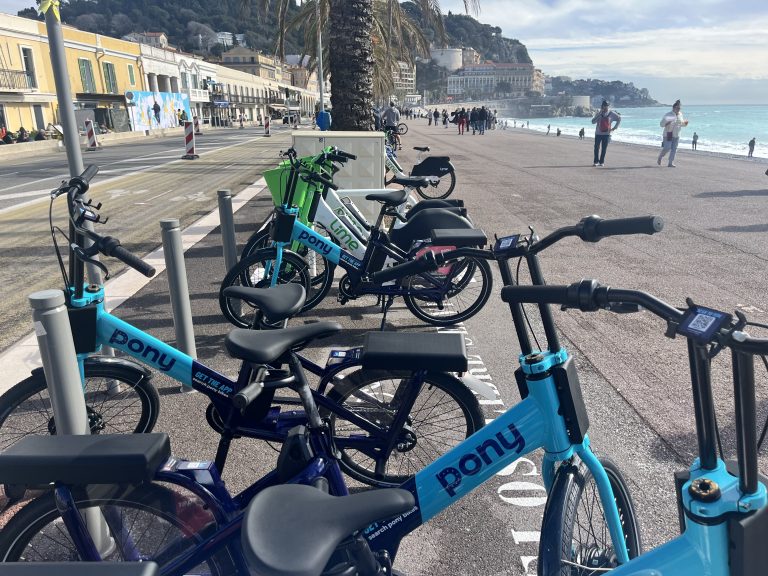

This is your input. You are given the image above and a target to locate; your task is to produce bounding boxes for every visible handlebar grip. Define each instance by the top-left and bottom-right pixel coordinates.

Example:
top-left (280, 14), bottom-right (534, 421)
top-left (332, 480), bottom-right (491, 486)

top-left (325, 153), bottom-right (349, 164)
top-left (306, 172), bottom-right (338, 190)
top-left (111, 244), bottom-right (156, 278)
top-left (581, 215), bottom-right (663, 242)
top-left (500, 285), bottom-right (571, 306)
top-left (371, 252), bottom-right (438, 284)
top-left (233, 380), bottom-right (264, 414)
top-left (80, 164), bottom-right (99, 183)
top-left (337, 150), bottom-right (357, 160)
top-left (502, 280), bottom-right (607, 311)
top-left (98, 236), bottom-right (155, 277)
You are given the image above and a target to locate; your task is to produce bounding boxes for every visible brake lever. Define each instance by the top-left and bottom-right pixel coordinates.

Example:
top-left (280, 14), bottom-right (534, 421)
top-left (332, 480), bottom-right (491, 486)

top-left (71, 244), bottom-right (110, 280)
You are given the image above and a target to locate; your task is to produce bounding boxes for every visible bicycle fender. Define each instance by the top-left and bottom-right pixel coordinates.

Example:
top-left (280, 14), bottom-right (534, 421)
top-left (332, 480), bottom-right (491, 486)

top-left (84, 355), bottom-right (152, 379)
top-left (460, 373), bottom-right (496, 400)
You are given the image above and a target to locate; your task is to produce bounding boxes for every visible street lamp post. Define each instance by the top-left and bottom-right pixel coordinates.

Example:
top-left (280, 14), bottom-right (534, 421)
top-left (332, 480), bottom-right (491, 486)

top-left (315, 1), bottom-right (330, 130)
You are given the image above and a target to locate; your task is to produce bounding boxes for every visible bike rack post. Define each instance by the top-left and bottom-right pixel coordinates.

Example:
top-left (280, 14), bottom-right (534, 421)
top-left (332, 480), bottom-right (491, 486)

top-left (217, 190), bottom-right (241, 318)
top-left (30, 290), bottom-right (88, 434)
top-left (160, 219), bottom-right (197, 394)
top-left (29, 289), bottom-right (114, 554)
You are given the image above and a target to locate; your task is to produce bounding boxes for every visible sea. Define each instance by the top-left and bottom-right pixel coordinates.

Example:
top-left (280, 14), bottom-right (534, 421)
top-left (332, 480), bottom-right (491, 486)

top-left (503, 105), bottom-right (768, 159)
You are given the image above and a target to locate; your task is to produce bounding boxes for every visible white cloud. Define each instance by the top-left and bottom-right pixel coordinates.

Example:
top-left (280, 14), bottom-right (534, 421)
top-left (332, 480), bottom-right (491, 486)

top-left (439, 0), bottom-right (768, 103)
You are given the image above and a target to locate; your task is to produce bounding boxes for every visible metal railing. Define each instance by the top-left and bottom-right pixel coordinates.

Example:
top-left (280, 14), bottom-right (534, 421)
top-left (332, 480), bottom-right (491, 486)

top-left (0, 69), bottom-right (34, 90)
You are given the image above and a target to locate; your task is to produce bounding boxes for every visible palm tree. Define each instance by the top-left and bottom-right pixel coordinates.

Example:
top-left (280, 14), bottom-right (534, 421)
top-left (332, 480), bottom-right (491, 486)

top-left (241, 0), bottom-right (481, 129)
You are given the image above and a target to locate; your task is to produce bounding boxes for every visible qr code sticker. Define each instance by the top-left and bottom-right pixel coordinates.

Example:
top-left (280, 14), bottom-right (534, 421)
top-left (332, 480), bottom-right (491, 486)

top-left (689, 313), bottom-right (716, 333)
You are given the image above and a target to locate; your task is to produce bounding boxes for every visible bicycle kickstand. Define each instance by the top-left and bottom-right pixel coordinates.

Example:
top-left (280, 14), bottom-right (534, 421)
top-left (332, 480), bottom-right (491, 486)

top-left (379, 296), bottom-right (396, 331)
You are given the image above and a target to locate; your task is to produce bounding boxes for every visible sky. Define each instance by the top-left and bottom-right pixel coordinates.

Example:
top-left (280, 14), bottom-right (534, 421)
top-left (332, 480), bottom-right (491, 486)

top-left (4, 0), bottom-right (767, 105)
top-left (440, 0), bottom-right (768, 105)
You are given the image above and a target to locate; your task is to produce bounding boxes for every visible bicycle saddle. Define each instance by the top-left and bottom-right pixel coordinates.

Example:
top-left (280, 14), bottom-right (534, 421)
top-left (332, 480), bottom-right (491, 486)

top-left (242, 484), bottom-right (414, 576)
top-left (389, 174), bottom-right (430, 188)
top-left (413, 146), bottom-right (430, 152)
top-left (221, 284), bottom-right (305, 323)
top-left (226, 322), bottom-right (343, 364)
top-left (365, 188), bottom-right (409, 206)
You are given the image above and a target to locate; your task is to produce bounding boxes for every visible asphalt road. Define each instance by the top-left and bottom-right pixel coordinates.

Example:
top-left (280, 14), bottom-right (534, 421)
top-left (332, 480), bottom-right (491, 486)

top-left (2, 121), bottom-right (768, 575)
top-left (0, 126), bottom-right (293, 352)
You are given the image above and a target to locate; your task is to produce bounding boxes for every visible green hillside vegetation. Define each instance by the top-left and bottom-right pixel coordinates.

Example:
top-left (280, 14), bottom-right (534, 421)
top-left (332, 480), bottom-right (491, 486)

top-left (551, 77), bottom-right (659, 107)
top-left (17, 0), bottom-right (304, 57)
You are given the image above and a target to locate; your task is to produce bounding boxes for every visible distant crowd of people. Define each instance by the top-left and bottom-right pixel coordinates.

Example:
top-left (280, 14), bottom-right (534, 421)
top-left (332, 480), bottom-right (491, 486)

top-left (0, 125), bottom-right (48, 144)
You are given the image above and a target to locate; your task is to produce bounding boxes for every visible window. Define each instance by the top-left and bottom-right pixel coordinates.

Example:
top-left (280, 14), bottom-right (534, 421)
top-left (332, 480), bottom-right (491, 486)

top-left (181, 73), bottom-right (188, 89)
top-left (102, 62), bottom-right (118, 94)
top-left (191, 74), bottom-right (198, 89)
top-left (21, 47), bottom-right (37, 88)
top-left (78, 58), bottom-right (96, 92)
top-left (127, 64), bottom-right (136, 86)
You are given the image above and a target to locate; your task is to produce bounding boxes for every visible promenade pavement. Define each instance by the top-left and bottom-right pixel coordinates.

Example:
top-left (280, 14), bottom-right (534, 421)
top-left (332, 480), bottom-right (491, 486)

top-left (2, 119), bottom-right (768, 574)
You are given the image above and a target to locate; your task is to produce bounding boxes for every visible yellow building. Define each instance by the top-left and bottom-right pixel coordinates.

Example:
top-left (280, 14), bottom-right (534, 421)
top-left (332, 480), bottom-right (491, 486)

top-left (0, 14), bottom-right (57, 134)
top-left (0, 12), bottom-right (144, 135)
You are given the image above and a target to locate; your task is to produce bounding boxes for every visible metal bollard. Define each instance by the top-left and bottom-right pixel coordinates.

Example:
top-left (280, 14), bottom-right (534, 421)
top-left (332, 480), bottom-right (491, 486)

top-left (217, 190), bottom-right (241, 318)
top-left (30, 290), bottom-right (114, 554)
top-left (30, 290), bottom-right (88, 434)
top-left (160, 219), bottom-right (197, 393)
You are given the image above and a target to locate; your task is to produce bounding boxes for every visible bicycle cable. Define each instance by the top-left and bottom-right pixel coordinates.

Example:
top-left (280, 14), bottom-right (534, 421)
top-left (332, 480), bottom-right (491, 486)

top-left (49, 194), bottom-right (71, 293)
top-left (515, 254), bottom-right (542, 353)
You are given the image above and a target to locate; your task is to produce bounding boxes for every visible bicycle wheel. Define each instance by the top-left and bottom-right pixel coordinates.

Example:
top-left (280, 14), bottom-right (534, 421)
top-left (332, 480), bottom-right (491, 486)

top-left (239, 228), bottom-right (335, 300)
top-left (219, 247), bottom-right (312, 328)
top-left (325, 370), bottom-right (484, 487)
top-left (0, 483), bottom-right (234, 574)
top-left (397, 123), bottom-right (408, 135)
top-left (538, 457), bottom-right (642, 575)
top-left (415, 168), bottom-right (456, 200)
top-left (403, 256), bottom-right (492, 326)
top-left (0, 360), bottom-right (158, 453)
top-left (0, 360), bottom-right (159, 499)
top-left (240, 228), bottom-right (270, 262)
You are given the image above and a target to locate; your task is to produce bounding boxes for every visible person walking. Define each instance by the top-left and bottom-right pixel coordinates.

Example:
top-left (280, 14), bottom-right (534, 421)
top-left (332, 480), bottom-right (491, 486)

top-left (470, 107), bottom-right (478, 135)
top-left (546, 124), bottom-right (551, 135)
top-left (579, 127), bottom-right (585, 140)
top-left (382, 101), bottom-right (401, 149)
top-left (692, 132), bottom-right (698, 150)
top-left (657, 100), bottom-right (688, 167)
top-left (591, 100), bottom-right (621, 167)
top-left (748, 137), bottom-right (756, 158)
top-left (433, 109), bottom-right (440, 128)
top-left (478, 106), bottom-right (487, 135)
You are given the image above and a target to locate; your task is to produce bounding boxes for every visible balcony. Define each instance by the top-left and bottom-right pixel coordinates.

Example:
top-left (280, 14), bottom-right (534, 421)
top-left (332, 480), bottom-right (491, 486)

top-left (0, 69), bottom-right (34, 91)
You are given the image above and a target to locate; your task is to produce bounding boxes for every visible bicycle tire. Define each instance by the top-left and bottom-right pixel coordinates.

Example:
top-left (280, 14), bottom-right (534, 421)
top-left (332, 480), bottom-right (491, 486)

top-left (415, 168), bottom-right (456, 200)
top-left (324, 369), bottom-right (484, 488)
top-left (397, 123), bottom-right (408, 135)
top-left (0, 483), bottom-right (234, 574)
top-left (538, 457), bottom-right (642, 575)
top-left (219, 247), bottom-right (312, 328)
top-left (403, 256), bottom-right (493, 326)
top-left (240, 228), bottom-right (336, 294)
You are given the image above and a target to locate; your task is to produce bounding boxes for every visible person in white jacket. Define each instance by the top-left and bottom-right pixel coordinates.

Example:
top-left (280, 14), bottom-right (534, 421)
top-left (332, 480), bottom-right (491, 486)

top-left (657, 100), bottom-right (689, 167)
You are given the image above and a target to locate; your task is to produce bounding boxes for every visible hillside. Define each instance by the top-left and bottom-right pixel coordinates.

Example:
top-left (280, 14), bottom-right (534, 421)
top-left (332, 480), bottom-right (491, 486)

top-left (17, 0), bottom-right (304, 56)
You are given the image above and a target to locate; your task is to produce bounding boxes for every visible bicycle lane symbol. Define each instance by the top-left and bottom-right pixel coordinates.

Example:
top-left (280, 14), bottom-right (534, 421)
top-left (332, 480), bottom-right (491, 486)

top-left (437, 324), bottom-right (547, 576)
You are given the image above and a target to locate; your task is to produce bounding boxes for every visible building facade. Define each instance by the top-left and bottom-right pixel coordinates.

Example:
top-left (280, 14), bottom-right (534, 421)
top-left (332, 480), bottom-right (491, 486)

top-left (1, 13), bottom-right (144, 134)
top-left (0, 12), bottom-right (320, 134)
top-left (447, 62), bottom-right (538, 98)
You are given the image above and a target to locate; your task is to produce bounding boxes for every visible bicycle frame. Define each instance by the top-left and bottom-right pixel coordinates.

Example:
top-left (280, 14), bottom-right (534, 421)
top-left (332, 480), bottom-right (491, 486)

top-left (363, 351), bottom-right (630, 565)
top-left (69, 287), bottom-right (424, 470)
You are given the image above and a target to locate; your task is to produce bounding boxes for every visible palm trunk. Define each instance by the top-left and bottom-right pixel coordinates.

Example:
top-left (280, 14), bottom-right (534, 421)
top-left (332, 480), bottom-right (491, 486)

top-left (328, 0), bottom-right (375, 131)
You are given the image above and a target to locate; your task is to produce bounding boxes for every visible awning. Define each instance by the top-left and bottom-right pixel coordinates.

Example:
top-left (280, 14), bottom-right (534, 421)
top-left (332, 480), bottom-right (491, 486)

top-left (213, 101), bottom-right (230, 108)
top-left (269, 104), bottom-right (287, 111)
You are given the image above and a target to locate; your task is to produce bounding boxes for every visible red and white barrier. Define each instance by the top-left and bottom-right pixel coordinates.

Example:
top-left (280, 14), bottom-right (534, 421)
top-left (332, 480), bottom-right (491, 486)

top-left (84, 118), bottom-right (99, 151)
top-left (181, 121), bottom-right (199, 160)
top-left (193, 115), bottom-right (202, 135)
top-left (264, 117), bottom-right (271, 137)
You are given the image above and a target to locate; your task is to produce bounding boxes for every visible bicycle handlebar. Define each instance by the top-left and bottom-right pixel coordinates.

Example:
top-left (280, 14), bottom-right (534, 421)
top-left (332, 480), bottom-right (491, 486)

top-left (530, 215), bottom-right (664, 254)
top-left (301, 171), bottom-right (338, 190)
top-left (501, 280), bottom-right (768, 354)
top-left (87, 234), bottom-right (156, 278)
